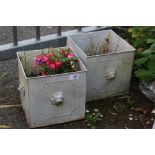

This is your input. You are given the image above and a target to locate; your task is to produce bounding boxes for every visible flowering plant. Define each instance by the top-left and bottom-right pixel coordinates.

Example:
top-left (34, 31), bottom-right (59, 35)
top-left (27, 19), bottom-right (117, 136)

top-left (21, 47), bottom-right (80, 77)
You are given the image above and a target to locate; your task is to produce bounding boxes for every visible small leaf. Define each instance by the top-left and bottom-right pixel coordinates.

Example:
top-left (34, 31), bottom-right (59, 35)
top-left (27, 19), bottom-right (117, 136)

top-left (135, 52), bottom-right (145, 59)
top-left (146, 39), bottom-right (155, 44)
top-left (128, 28), bottom-right (133, 33)
top-left (143, 49), bottom-right (154, 54)
top-left (91, 125), bottom-right (96, 129)
top-left (148, 60), bottom-right (155, 72)
top-left (150, 29), bottom-right (155, 32)
top-left (149, 54), bottom-right (155, 60)
top-left (134, 57), bottom-right (148, 66)
top-left (132, 33), bottom-right (138, 38)
top-left (151, 43), bottom-right (155, 48)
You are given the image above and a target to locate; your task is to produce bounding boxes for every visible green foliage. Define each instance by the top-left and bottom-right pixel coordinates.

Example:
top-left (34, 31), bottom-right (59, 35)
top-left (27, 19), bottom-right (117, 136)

top-left (128, 27), bottom-right (155, 51)
top-left (148, 60), bottom-right (155, 71)
top-left (134, 57), bottom-right (148, 67)
top-left (126, 96), bottom-right (134, 107)
top-left (85, 109), bottom-right (103, 129)
top-left (134, 51), bottom-right (155, 82)
top-left (134, 52), bottom-right (155, 82)
top-left (128, 26), bottom-right (155, 82)
top-left (135, 69), bottom-right (155, 82)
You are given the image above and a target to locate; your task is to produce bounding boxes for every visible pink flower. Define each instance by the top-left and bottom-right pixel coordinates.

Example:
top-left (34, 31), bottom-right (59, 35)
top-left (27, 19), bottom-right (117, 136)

top-left (50, 63), bottom-right (56, 70)
top-left (67, 53), bottom-right (74, 58)
top-left (45, 60), bottom-right (53, 66)
top-left (61, 49), bottom-right (65, 54)
top-left (46, 53), bottom-right (52, 58)
top-left (55, 61), bottom-right (62, 68)
top-left (43, 56), bottom-right (48, 62)
top-left (41, 71), bottom-right (46, 76)
top-left (34, 56), bottom-right (40, 61)
top-left (45, 61), bottom-right (50, 66)
top-left (34, 55), bottom-right (44, 65)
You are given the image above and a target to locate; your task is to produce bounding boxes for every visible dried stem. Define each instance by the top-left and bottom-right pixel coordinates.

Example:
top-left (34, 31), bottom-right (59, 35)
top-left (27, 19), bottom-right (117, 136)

top-left (114, 37), bottom-right (121, 53)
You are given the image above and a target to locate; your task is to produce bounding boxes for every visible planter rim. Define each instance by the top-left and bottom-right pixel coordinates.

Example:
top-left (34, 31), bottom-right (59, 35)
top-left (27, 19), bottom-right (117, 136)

top-left (26, 70), bottom-right (86, 80)
top-left (17, 46), bottom-right (87, 80)
top-left (67, 29), bottom-right (135, 58)
top-left (86, 50), bottom-right (135, 58)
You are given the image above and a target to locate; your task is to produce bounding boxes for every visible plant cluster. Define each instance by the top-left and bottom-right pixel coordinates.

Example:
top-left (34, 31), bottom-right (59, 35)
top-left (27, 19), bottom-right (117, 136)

top-left (85, 109), bottom-right (103, 129)
top-left (126, 96), bottom-right (134, 107)
top-left (128, 27), bottom-right (155, 51)
top-left (128, 27), bottom-right (155, 82)
top-left (21, 47), bottom-right (80, 77)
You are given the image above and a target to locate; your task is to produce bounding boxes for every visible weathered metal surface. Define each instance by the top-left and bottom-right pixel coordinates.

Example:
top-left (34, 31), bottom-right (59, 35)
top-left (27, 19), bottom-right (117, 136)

top-left (17, 47), bottom-right (87, 128)
top-left (67, 30), bottom-right (135, 101)
top-left (140, 81), bottom-right (155, 102)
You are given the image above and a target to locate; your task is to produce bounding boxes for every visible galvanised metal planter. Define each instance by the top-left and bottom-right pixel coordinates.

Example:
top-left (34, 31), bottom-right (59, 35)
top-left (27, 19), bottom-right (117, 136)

top-left (67, 30), bottom-right (135, 101)
top-left (17, 47), bottom-right (87, 128)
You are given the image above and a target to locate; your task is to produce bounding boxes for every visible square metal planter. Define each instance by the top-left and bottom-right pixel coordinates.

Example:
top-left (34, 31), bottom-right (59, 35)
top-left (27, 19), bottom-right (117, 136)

top-left (17, 47), bottom-right (87, 128)
top-left (67, 30), bottom-right (135, 101)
